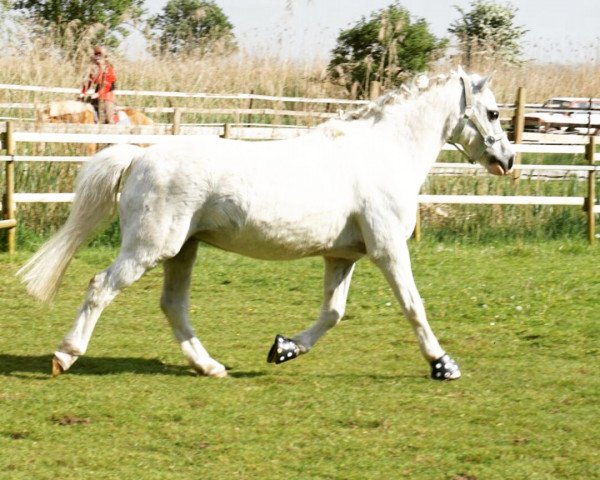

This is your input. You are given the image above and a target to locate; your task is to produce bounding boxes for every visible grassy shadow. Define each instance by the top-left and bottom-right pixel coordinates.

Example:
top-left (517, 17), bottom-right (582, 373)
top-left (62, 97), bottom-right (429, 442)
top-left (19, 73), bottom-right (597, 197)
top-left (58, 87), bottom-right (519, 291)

top-left (0, 354), bottom-right (192, 377)
top-left (228, 370), bottom-right (267, 379)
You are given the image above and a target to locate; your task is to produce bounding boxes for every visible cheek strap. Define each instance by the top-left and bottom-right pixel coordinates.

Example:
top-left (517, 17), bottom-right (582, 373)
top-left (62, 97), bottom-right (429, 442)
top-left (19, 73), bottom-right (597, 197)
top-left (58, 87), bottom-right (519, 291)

top-left (448, 73), bottom-right (506, 164)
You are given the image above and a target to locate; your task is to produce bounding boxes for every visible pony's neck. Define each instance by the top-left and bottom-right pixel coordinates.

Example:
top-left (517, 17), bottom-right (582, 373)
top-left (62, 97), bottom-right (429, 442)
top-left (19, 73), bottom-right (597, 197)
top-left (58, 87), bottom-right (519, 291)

top-left (376, 76), bottom-right (463, 190)
top-left (385, 77), bottom-right (464, 178)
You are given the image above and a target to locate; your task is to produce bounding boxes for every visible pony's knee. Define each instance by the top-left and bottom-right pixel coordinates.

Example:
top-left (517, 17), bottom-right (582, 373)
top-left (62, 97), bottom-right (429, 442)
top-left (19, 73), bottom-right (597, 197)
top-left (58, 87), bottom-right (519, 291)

top-left (160, 294), bottom-right (180, 318)
top-left (321, 308), bottom-right (344, 328)
top-left (160, 294), bottom-right (191, 340)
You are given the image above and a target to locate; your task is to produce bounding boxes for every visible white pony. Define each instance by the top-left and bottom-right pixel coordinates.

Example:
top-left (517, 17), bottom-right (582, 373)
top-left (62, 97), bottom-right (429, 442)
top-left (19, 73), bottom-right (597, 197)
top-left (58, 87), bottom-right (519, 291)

top-left (18, 68), bottom-right (514, 380)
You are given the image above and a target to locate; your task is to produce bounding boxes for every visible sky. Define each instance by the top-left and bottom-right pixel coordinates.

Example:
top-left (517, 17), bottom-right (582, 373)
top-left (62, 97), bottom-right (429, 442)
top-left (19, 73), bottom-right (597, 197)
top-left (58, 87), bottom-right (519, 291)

top-left (126, 0), bottom-right (600, 64)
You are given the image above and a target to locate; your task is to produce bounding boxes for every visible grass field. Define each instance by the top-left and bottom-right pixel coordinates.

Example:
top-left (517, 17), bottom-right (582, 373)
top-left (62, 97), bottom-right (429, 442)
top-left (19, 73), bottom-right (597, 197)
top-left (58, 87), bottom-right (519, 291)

top-left (1, 23), bottom-right (599, 480)
top-left (1, 241), bottom-right (598, 479)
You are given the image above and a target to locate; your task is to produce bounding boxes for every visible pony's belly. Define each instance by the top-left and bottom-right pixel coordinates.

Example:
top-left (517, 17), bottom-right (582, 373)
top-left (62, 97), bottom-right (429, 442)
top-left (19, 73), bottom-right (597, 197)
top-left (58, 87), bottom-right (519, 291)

top-left (196, 226), bottom-right (365, 261)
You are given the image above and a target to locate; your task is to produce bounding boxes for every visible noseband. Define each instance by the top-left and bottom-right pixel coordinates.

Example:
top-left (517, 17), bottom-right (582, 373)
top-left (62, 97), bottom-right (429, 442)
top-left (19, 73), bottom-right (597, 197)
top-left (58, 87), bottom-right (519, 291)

top-left (449, 74), bottom-right (506, 164)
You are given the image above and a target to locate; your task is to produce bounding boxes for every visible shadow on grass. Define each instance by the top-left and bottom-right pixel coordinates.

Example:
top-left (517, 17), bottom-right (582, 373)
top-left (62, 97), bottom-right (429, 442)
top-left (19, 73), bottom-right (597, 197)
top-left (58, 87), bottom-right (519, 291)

top-left (0, 354), bottom-right (192, 378)
top-left (1, 355), bottom-right (410, 381)
top-left (228, 370), bottom-right (267, 379)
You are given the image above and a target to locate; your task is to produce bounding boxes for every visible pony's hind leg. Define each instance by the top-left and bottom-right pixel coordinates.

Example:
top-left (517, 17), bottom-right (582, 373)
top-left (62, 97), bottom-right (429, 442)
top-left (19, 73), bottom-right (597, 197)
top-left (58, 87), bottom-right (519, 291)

top-left (53, 253), bottom-right (151, 375)
top-left (160, 239), bottom-right (227, 378)
top-left (268, 257), bottom-right (355, 364)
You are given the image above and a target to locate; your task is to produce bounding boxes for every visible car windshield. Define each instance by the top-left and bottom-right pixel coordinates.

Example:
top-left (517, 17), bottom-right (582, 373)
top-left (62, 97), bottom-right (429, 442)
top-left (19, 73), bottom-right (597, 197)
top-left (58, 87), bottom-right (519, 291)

top-left (542, 99), bottom-right (600, 110)
top-left (570, 101), bottom-right (589, 109)
top-left (542, 100), bottom-right (568, 109)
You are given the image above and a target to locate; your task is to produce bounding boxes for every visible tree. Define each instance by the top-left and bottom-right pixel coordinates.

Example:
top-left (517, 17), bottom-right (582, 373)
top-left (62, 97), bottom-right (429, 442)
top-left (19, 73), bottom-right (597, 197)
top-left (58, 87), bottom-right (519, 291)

top-left (11, 0), bottom-right (145, 54)
top-left (146, 0), bottom-right (235, 58)
top-left (328, 2), bottom-right (447, 97)
top-left (448, 1), bottom-right (527, 67)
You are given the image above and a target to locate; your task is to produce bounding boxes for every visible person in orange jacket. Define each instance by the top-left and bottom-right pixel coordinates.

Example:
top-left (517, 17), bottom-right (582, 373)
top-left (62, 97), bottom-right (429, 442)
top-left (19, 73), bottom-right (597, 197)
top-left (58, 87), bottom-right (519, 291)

top-left (80, 46), bottom-right (117, 124)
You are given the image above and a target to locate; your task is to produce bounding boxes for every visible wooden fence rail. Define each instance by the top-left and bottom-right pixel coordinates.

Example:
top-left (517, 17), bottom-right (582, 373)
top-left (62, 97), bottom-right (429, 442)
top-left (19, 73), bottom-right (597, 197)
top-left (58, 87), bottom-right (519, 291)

top-left (0, 83), bottom-right (368, 105)
top-left (1, 121), bottom-right (598, 253)
top-left (3, 83), bottom-right (600, 143)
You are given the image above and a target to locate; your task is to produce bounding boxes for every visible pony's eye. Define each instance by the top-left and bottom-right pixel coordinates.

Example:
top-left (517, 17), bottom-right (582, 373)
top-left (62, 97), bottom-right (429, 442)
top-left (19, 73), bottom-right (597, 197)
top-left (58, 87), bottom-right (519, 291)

top-left (487, 110), bottom-right (499, 121)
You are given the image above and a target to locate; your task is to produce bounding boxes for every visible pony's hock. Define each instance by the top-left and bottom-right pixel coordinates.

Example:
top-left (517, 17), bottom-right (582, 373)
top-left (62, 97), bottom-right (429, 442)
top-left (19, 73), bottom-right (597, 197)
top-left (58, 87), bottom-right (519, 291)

top-left (267, 335), bottom-right (301, 364)
top-left (430, 354), bottom-right (461, 380)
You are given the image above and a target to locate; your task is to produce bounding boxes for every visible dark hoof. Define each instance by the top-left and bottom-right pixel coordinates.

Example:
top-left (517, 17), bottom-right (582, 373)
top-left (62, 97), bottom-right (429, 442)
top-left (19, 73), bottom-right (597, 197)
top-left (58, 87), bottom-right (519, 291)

top-left (430, 354), bottom-right (461, 380)
top-left (267, 335), bottom-right (300, 364)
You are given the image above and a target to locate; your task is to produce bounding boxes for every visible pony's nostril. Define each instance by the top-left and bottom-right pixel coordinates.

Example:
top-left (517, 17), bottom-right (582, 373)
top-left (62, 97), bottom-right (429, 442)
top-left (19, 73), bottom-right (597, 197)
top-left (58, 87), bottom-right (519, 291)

top-left (507, 154), bottom-right (515, 171)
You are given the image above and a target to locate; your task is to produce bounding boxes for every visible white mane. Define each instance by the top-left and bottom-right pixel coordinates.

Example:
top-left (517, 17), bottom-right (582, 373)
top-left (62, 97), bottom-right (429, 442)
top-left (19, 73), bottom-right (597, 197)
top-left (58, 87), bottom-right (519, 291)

top-left (339, 71), bottom-right (455, 121)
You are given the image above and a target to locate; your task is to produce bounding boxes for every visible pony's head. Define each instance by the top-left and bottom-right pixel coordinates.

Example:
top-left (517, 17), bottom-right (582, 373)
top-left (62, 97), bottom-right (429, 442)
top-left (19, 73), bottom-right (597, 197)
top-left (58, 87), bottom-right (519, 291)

top-left (449, 68), bottom-right (515, 175)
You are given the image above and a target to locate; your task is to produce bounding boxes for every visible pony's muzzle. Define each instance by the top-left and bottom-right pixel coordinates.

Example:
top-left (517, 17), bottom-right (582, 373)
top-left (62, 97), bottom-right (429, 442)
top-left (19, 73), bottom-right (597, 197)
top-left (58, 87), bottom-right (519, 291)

top-left (505, 153), bottom-right (515, 171)
top-left (499, 144), bottom-right (516, 173)
top-left (487, 153), bottom-right (514, 175)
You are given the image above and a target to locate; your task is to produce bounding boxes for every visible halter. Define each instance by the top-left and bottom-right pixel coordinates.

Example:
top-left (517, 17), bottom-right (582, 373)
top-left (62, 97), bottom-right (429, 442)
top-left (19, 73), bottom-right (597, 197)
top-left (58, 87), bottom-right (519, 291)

top-left (449, 73), bottom-right (506, 164)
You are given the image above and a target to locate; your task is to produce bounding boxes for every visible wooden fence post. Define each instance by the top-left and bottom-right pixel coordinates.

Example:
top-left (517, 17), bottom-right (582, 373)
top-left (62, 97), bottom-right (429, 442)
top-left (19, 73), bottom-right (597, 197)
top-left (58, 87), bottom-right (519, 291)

top-left (2, 121), bottom-right (16, 254)
top-left (413, 203), bottom-right (421, 242)
top-left (172, 108), bottom-right (181, 135)
top-left (221, 123), bottom-right (231, 139)
top-left (246, 89), bottom-right (255, 126)
top-left (586, 136), bottom-right (596, 244)
top-left (512, 87), bottom-right (526, 181)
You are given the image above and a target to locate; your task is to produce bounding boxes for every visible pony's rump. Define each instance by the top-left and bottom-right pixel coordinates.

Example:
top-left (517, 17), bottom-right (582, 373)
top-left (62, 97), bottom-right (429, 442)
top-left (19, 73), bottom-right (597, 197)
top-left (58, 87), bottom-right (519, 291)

top-left (17, 144), bottom-right (144, 303)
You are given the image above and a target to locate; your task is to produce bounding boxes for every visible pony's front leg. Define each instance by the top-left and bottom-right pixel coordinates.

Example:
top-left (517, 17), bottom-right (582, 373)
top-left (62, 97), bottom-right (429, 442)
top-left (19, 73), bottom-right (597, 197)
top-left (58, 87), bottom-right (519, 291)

top-left (267, 257), bottom-right (355, 364)
top-left (161, 239), bottom-right (227, 378)
top-left (370, 242), bottom-right (461, 380)
top-left (53, 255), bottom-right (148, 375)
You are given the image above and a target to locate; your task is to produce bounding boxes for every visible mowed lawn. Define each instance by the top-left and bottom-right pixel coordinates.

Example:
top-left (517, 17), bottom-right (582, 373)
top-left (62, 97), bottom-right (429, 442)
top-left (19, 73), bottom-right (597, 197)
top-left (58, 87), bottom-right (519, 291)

top-left (1, 241), bottom-right (598, 479)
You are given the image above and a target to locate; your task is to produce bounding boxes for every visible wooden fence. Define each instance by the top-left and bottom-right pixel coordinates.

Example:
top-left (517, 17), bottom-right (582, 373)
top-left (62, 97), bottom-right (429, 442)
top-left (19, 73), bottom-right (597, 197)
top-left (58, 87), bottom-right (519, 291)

top-left (1, 120), bottom-right (598, 253)
top-left (2, 82), bottom-right (600, 136)
top-left (0, 83), bottom-right (366, 128)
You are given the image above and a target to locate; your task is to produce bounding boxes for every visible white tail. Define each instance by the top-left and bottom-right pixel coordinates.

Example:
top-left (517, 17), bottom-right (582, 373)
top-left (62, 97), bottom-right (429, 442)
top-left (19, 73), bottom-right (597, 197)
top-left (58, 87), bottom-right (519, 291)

top-left (17, 144), bottom-right (144, 303)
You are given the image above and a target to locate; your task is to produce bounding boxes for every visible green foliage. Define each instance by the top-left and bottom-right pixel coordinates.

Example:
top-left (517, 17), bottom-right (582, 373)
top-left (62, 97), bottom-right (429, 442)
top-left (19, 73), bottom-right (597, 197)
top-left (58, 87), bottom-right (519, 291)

top-left (449, 0), bottom-right (527, 67)
top-left (1, 242), bottom-right (598, 478)
top-left (146, 0), bottom-right (236, 58)
top-left (11, 0), bottom-right (145, 54)
top-left (328, 2), bottom-right (447, 97)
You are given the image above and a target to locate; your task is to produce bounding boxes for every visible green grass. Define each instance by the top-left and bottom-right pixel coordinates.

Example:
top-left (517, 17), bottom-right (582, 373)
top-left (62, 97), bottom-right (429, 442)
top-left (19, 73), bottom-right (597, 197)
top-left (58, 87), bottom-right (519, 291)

top-left (424, 150), bottom-right (598, 242)
top-left (1, 241), bottom-right (598, 479)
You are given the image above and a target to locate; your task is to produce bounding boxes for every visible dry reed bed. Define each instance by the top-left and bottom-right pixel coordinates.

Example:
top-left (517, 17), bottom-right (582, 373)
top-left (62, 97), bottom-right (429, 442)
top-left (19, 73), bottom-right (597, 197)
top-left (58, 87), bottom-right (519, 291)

top-left (1, 51), bottom-right (599, 103)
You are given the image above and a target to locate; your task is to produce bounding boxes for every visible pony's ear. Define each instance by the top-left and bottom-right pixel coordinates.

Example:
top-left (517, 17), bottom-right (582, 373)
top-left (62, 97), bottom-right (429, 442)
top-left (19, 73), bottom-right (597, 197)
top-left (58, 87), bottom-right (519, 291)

top-left (473, 72), bottom-right (494, 92)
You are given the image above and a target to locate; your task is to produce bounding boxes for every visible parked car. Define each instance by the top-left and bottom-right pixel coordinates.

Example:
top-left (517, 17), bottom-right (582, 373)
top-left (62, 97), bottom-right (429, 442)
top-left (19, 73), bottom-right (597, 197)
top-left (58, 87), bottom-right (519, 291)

top-left (524, 97), bottom-right (600, 134)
